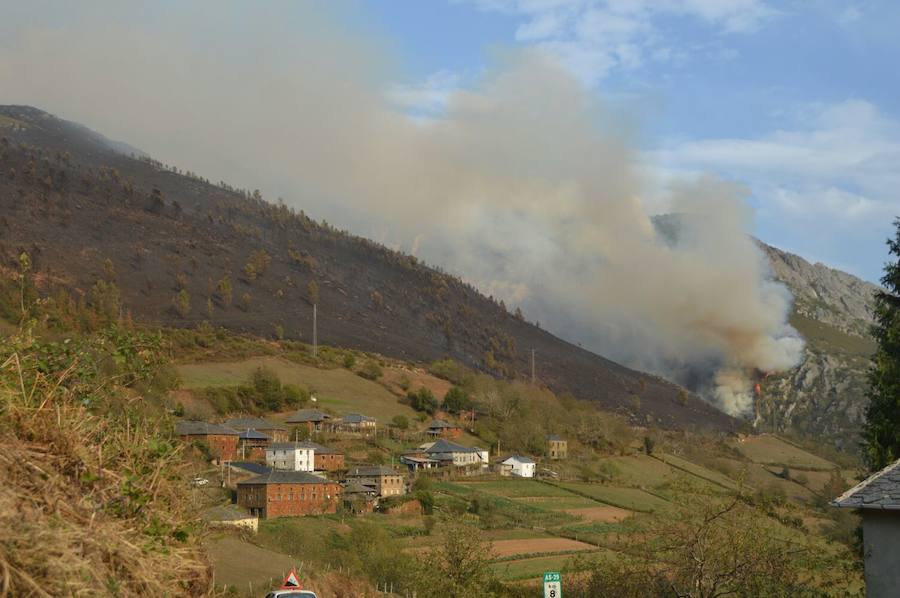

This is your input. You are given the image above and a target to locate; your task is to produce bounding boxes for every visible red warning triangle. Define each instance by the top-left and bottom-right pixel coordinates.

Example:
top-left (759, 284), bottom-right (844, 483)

top-left (280, 568), bottom-right (302, 589)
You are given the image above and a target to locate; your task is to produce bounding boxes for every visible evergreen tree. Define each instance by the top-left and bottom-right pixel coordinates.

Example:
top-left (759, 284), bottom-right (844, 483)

top-left (863, 218), bottom-right (900, 470)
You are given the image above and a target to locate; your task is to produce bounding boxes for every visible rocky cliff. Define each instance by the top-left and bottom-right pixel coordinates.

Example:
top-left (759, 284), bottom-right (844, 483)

top-left (759, 243), bottom-right (879, 450)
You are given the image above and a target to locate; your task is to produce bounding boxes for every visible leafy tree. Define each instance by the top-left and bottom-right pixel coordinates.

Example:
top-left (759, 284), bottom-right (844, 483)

top-left (643, 435), bottom-right (656, 455)
top-left (407, 387), bottom-right (438, 415)
top-left (863, 218), bottom-right (900, 470)
top-left (174, 289), bottom-right (190, 317)
top-left (357, 360), bottom-right (383, 380)
top-left (412, 523), bottom-right (498, 598)
top-left (391, 415), bottom-right (409, 430)
top-left (442, 385), bottom-right (472, 414)
top-left (215, 275), bottom-right (233, 307)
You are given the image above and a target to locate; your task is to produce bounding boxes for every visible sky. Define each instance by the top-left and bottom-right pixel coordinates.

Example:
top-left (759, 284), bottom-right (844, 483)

top-left (369, 0), bottom-right (900, 283)
top-left (1, 0), bottom-right (897, 286)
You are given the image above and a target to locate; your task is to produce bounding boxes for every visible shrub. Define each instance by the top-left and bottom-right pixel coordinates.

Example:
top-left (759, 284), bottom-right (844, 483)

top-left (357, 360), bottom-right (383, 381)
top-left (407, 387), bottom-right (438, 415)
top-left (442, 385), bottom-right (472, 414)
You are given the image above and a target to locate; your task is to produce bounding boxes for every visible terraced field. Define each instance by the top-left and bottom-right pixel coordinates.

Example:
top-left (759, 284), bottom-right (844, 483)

top-left (730, 434), bottom-right (837, 471)
top-left (557, 483), bottom-right (672, 512)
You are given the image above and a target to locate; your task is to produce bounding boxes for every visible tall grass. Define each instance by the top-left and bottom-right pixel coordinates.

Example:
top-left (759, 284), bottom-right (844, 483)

top-left (0, 330), bottom-right (213, 596)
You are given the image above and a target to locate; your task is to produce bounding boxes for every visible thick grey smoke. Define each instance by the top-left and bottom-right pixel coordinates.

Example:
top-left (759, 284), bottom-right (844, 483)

top-left (0, 3), bottom-right (803, 415)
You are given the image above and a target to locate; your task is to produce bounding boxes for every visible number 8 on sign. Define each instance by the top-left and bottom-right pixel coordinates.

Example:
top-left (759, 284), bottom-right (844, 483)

top-left (543, 571), bottom-right (562, 598)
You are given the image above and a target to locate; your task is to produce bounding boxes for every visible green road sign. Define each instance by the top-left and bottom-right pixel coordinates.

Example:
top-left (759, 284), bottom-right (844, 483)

top-left (543, 571), bottom-right (562, 598)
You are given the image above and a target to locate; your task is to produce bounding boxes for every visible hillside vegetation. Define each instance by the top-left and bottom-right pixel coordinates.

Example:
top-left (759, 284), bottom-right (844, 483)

top-left (0, 105), bottom-right (735, 432)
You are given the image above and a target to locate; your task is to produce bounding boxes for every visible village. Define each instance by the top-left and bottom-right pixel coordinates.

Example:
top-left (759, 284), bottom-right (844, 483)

top-left (178, 402), bottom-right (568, 526)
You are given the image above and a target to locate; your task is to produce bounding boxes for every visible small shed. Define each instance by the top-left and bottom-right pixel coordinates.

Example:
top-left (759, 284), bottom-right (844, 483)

top-left (832, 458), bottom-right (900, 597)
top-left (501, 455), bottom-right (536, 478)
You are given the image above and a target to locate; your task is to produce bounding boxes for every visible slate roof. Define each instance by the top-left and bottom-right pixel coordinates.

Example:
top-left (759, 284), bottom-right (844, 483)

top-left (341, 413), bottom-right (375, 424)
top-left (343, 481), bottom-right (378, 495)
top-left (427, 419), bottom-right (460, 430)
top-left (238, 429), bottom-right (270, 440)
top-left (425, 439), bottom-right (479, 454)
top-left (347, 465), bottom-right (401, 477)
top-left (269, 442), bottom-right (317, 451)
top-left (229, 461), bottom-right (271, 475)
top-left (204, 504), bottom-right (256, 522)
top-left (832, 459), bottom-right (900, 510)
top-left (293, 441), bottom-right (342, 454)
top-left (546, 434), bottom-right (565, 442)
top-left (176, 420), bottom-right (238, 436)
top-left (225, 417), bottom-right (286, 431)
top-left (238, 471), bottom-right (333, 486)
top-left (285, 408), bottom-right (332, 423)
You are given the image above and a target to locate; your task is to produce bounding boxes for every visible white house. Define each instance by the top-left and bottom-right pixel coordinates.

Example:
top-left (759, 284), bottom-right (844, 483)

top-left (502, 455), bottom-right (536, 478)
top-left (476, 448), bottom-right (490, 467)
top-left (266, 442), bottom-right (314, 472)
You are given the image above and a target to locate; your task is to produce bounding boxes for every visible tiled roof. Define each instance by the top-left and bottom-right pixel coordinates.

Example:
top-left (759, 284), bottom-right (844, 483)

top-left (285, 408), bottom-right (331, 423)
top-left (425, 439), bottom-right (479, 454)
top-left (225, 417), bottom-right (286, 431)
top-left (176, 420), bottom-right (238, 436)
top-left (238, 471), bottom-right (333, 486)
top-left (546, 434), bottom-right (565, 441)
top-left (833, 459), bottom-right (900, 510)
top-left (292, 441), bottom-right (342, 454)
top-left (347, 465), bottom-right (401, 477)
top-left (343, 481), bottom-right (377, 495)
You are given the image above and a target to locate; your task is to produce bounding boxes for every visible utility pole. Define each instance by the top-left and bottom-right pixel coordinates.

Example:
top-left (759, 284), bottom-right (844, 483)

top-left (531, 348), bottom-right (535, 385)
top-left (312, 303), bottom-right (318, 357)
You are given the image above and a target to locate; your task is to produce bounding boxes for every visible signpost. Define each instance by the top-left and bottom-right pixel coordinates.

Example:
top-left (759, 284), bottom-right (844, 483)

top-left (543, 571), bottom-right (562, 598)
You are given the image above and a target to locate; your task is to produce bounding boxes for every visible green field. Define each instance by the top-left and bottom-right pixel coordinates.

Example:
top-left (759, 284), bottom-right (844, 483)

top-left (656, 453), bottom-right (740, 490)
top-left (731, 435), bottom-right (837, 471)
top-left (490, 552), bottom-right (606, 580)
top-left (456, 479), bottom-right (578, 498)
top-left (205, 533), bottom-right (301, 592)
top-left (177, 356), bottom-right (420, 422)
top-left (512, 495), bottom-right (603, 510)
top-left (557, 483), bottom-right (672, 512)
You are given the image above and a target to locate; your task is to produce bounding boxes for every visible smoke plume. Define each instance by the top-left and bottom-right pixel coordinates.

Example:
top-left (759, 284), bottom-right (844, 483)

top-left (0, 3), bottom-right (804, 415)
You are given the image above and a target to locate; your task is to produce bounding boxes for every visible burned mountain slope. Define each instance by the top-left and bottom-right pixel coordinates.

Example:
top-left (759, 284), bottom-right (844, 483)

top-left (0, 105), bottom-right (736, 431)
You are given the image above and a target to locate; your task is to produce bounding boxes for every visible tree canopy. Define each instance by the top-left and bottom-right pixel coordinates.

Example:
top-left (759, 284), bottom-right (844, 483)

top-left (863, 217), bottom-right (900, 471)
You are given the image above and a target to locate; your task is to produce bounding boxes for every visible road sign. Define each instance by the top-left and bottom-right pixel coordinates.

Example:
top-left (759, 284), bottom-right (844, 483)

top-left (280, 568), bottom-right (302, 589)
top-left (543, 571), bottom-right (562, 598)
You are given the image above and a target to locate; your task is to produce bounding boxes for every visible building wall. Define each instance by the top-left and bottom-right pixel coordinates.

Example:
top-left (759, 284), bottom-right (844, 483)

top-left (182, 434), bottom-right (238, 462)
top-left (237, 482), bottom-right (341, 518)
top-left (314, 452), bottom-right (345, 471)
top-left (266, 429), bottom-right (289, 443)
top-left (347, 473), bottom-right (405, 497)
top-left (266, 447), bottom-right (314, 471)
top-left (510, 461), bottom-right (535, 477)
top-left (549, 441), bottom-right (567, 459)
top-left (862, 510), bottom-right (900, 598)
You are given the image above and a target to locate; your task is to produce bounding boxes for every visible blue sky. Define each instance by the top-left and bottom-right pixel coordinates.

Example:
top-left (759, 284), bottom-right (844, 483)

top-left (362, 0), bottom-right (900, 283)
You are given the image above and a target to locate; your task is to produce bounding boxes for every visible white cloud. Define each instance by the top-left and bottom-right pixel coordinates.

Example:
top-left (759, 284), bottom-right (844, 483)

top-left (468, 0), bottom-right (779, 84)
top-left (644, 99), bottom-right (900, 281)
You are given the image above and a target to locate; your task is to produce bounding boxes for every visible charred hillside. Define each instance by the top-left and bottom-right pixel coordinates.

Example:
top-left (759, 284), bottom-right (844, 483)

top-left (0, 105), bottom-right (736, 431)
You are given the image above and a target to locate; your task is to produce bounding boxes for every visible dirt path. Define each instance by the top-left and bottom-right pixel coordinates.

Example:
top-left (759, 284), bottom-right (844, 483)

top-left (565, 506), bottom-right (632, 522)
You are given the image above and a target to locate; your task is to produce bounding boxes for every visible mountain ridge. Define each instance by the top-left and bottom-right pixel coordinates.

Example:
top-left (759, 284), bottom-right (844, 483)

top-left (0, 105), bottom-right (736, 432)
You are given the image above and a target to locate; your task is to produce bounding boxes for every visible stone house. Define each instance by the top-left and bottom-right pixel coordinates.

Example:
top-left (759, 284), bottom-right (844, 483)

top-left (337, 413), bottom-right (377, 435)
top-left (424, 439), bottom-right (485, 468)
top-left (426, 419), bottom-right (463, 439)
top-left (290, 441), bottom-right (346, 472)
top-left (236, 429), bottom-right (271, 460)
top-left (224, 417), bottom-right (288, 443)
top-left (266, 442), bottom-right (315, 472)
top-left (546, 434), bottom-right (568, 459)
top-left (237, 471), bottom-right (341, 519)
top-left (285, 408), bottom-right (332, 433)
top-left (342, 481), bottom-right (378, 514)
top-left (832, 458), bottom-right (900, 597)
top-left (346, 465), bottom-right (405, 497)
top-left (176, 421), bottom-right (239, 462)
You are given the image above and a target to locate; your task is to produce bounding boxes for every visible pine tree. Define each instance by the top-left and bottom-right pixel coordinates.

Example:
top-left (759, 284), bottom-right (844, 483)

top-left (863, 218), bottom-right (900, 471)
